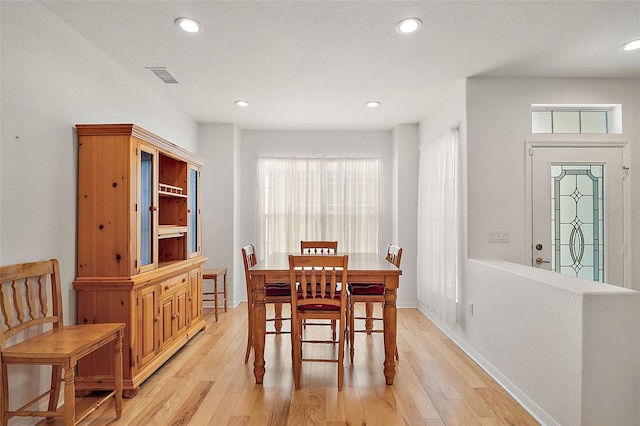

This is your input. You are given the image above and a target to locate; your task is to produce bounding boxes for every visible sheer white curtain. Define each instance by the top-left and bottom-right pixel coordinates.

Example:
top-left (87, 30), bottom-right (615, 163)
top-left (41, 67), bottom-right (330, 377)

top-left (257, 157), bottom-right (381, 256)
top-left (417, 128), bottom-right (458, 324)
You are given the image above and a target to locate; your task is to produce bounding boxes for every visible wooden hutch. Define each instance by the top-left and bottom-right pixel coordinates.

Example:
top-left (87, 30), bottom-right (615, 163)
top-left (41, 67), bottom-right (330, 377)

top-left (73, 124), bottom-right (206, 396)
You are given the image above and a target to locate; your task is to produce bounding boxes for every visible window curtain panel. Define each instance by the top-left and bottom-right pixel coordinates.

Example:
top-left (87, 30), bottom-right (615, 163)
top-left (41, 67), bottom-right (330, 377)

top-left (417, 128), bottom-right (458, 324)
top-left (257, 157), bottom-right (382, 256)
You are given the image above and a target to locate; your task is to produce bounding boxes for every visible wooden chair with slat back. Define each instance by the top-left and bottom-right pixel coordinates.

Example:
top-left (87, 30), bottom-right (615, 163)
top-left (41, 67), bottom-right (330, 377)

top-left (300, 240), bottom-right (338, 255)
top-left (242, 244), bottom-right (291, 363)
top-left (289, 254), bottom-right (348, 390)
top-left (348, 244), bottom-right (402, 362)
top-left (0, 259), bottom-right (125, 425)
top-left (300, 241), bottom-right (339, 338)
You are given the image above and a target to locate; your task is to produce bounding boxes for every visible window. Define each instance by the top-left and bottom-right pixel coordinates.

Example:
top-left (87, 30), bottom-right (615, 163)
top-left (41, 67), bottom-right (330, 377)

top-left (531, 104), bottom-right (621, 134)
top-left (257, 157), bottom-right (382, 255)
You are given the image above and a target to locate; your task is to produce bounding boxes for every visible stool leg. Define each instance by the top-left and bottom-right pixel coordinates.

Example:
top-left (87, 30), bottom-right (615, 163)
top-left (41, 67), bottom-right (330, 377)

top-left (223, 272), bottom-right (228, 313)
top-left (213, 276), bottom-right (219, 322)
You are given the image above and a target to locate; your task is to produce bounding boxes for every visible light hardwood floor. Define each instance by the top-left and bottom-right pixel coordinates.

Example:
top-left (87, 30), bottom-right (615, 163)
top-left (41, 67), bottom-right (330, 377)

top-left (73, 304), bottom-right (539, 426)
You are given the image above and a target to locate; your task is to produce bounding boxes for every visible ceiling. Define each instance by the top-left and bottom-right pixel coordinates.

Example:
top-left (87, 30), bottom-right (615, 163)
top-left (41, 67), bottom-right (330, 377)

top-left (41, 1), bottom-right (640, 131)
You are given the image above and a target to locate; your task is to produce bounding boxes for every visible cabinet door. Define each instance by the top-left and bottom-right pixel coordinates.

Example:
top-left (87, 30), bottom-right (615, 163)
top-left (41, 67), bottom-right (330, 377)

top-left (138, 143), bottom-right (159, 273)
top-left (175, 285), bottom-right (189, 335)
top-left (187, 165), bottom-right (201, 258)
top-left (138, 285), bottom-right (158, 367)
top-left (189, 268), bottom-right (203, 323)
top-left (159, 292), bottom-right (176, 349)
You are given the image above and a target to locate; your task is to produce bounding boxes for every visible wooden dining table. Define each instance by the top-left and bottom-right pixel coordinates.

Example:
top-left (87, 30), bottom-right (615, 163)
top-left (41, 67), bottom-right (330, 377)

top-left (249, 252), bottom-right (402, 385)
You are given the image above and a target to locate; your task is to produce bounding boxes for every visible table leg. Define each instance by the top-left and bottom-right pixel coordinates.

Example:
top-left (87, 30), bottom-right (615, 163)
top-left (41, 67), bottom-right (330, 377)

top-left (383, 275), bottom-right (399, 385)
top-left (252, 275), bottom-right (266, 384)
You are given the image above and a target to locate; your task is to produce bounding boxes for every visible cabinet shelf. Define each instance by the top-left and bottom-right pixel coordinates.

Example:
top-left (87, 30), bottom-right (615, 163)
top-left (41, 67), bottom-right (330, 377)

top-left (158, 225), bottom-right (188, 239)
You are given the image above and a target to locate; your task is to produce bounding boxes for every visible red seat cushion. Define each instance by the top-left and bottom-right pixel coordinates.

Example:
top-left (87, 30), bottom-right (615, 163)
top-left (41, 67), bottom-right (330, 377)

top-left (296, 289), bottom-right (342, 312)
top-left (348, 284), bottom-right (384, 295)
top-left (265, 283), bottom-right (291, 296)
top-left (299, 304), bottom-right (341, 312)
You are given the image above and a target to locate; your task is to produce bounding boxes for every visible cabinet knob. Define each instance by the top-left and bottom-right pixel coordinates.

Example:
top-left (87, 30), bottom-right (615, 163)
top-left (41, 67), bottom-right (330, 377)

top-left (154, 316), bottom-right (160, 322)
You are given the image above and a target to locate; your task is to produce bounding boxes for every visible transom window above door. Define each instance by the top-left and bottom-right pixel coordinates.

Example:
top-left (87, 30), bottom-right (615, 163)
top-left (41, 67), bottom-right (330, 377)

top-left (531, 104), bottom-right (622, 134)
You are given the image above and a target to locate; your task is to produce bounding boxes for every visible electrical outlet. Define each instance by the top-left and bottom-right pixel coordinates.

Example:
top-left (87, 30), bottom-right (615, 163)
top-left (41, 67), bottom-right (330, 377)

top-left (467, 302), bottom-right (474, 316)
top-left (488, 230), bottom-right (510, 243)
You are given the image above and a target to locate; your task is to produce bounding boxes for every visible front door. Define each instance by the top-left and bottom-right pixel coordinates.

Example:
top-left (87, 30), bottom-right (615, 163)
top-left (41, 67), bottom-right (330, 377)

top-left (530, 144), bottom-right (626, 286)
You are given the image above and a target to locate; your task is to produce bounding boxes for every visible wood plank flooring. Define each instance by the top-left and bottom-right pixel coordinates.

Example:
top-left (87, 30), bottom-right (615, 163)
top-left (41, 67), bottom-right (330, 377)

top-left (72, 304), bottom-right (539, 425)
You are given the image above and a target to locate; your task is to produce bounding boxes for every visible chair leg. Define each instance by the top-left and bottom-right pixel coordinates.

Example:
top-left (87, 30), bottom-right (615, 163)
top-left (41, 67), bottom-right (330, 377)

top-left (48, 365), bottom-right (62, 420)
top-left (292, 317), bottom-right (302, 389)
top-left (349, 299), bottom-right (355, 362)
top-left (338, 319), bottom-right (345, 391)
top-left (245, 297), bottom-right (253, 363)
top-left (63, 365), bottom-right (75, 425)
top-left (331, 320), bottom-right (337, 341)
top-left (365, 302), bottom-right (374, 334)
top-left (1, 363), bottom-right (9, 426)
top-left (274, 303), bottom-right (283, 332)
top-left (114, 330), bottom-right (124, 419)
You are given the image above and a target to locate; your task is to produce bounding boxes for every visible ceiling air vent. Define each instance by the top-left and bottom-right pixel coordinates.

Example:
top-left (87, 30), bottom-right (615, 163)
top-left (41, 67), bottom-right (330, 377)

top-left (146, 67), bottom-right (179, 84)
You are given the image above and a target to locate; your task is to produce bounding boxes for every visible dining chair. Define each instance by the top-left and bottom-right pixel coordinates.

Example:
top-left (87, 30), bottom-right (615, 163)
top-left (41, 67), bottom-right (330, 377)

top-left (289, 254), bottom-right (349, 390)
top-left (300, 240), bottom-right (338, 254)
top-left (0, 259), bottom-right (125, 425)
top-left (300, 240), bottom-right (339, 339)
top-left (348, 244), bottom-right (402, 362)
top-left (242, 244), bottom-right (291, 363)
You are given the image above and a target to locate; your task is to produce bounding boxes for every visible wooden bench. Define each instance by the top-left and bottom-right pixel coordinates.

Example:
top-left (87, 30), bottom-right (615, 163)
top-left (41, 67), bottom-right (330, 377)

top-left (0, 259), bottom-right (125, 425)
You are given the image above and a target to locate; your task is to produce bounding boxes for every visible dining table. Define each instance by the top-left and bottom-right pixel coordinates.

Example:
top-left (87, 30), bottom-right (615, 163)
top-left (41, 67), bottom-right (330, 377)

top-left (249, 252), bottom-right (402, 385)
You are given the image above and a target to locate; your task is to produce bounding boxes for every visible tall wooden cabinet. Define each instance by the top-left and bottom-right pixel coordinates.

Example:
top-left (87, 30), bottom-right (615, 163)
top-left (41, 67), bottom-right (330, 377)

top-left (73, 124), bottom-right (206, 396)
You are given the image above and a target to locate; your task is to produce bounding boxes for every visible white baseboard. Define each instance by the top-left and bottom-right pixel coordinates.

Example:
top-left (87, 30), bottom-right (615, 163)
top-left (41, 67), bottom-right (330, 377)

top-left (416, 304), bottom-right (558, 426)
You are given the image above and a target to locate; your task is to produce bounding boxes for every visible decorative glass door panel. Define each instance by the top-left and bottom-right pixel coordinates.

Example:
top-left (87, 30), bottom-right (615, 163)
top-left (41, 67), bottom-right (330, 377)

top-left (138, 144), bottom-right (158, 272)
top-left (530, 145), bottom-right (625, 287)
top-left (550, 165), bottom-right (604, 281)
top-left (188, 166), bottom-right (199, 256)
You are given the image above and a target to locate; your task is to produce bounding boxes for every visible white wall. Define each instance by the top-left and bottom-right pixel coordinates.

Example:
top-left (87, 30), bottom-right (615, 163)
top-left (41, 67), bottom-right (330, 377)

top-left (466, 77), bottom-right (640, 286)
top-left (199, 123), bottom-right (236, 303)
top-left (454, 260), bottom-right (640, 426)
top-left (1, 1), bottom-right (198, 410)
top-left (392, 124), bottom-right (420, 306)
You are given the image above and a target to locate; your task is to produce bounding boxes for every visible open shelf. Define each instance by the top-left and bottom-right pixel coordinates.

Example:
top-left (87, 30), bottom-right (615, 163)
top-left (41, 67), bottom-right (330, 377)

top-left (158, 225), bottom-right (188, 239)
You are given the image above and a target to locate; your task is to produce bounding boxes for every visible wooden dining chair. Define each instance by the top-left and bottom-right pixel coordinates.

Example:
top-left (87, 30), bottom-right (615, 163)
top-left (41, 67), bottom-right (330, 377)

top-left (242, 244), bottom-right (291, 363)
top-left (289, 254), bottom-right (348, 390)
top-left (300, 240), bottom-right (338, 255)
top-left (0, 259), bottom-right (125, 425)
top-left (348, 244), bottom-right (402, 362)
top-left (300, 241), bottom-right (339, 338)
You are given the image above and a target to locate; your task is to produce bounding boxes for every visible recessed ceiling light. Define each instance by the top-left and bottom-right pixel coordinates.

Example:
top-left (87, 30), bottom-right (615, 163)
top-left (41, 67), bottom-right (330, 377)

top-left (621, 38), bottom-right (640, 51)
top-left (235, 100), bottom-right (249, 107)
top-left (365, 101), bottom-right (380, 108)
top-left (175, 17), bottom-right (202, 33)
top-left (396, 18), bottom-right (422, 34)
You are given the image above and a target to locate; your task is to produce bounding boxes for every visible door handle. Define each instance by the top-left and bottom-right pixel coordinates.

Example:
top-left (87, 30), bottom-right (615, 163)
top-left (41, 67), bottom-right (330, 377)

top-left (535, 257), bottom-right (550, 265)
